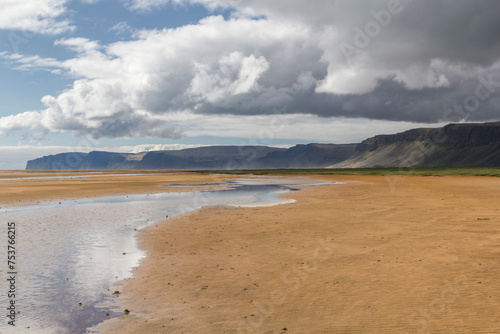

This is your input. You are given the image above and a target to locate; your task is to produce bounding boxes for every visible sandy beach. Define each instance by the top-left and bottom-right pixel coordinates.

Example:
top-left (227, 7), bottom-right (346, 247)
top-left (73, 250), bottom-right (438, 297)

top-left (3, 172), bottom-right (499, 333)
top-left (90, 174), bottom-right (500, 333)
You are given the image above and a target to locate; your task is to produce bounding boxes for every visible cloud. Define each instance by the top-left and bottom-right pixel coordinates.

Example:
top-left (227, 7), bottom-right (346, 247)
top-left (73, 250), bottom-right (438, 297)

top-left (125, 0), bottom-right (227, 12)
top-left (1, 0), bottom-right (500, 141)
top-left (0, 15), bottom-right (318, 139)
top-left (188, 52), bottom-right (270, 104)
top-left (0, 111), bottom-right (43, 135)
top-left (2, 53), bottom-right (63, 71)
top-left (0, 0), bottom-right (73, 34)
top-left (108, 22), bottom-right (136, 36)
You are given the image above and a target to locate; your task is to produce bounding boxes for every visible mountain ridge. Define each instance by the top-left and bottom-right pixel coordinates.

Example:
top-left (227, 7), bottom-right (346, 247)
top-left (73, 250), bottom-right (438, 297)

top-left (25, 121), bottom-right (500, 170)
top-left (25, 144), bottom-right (357, 170)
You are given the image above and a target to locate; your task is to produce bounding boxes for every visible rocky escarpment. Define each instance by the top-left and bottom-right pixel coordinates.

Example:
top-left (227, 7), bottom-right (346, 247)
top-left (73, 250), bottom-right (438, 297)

top-left (25, 144), bottom-right (357, 170)
top-left (252, 143), bottom-right (357, 168)
top-left (333, 121), bottom-right (500, 168)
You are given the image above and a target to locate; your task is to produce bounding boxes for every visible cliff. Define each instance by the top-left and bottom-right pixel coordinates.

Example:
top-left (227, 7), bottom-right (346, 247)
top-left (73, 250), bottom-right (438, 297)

top-left (333, 121), bottom-right (500, 168)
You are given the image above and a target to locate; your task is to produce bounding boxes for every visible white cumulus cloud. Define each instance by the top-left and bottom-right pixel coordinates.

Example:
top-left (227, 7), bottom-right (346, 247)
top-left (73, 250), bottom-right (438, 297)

top-left (188, 52), bottom-right (270, 103)
top-left (0, 0), bottom-right (73, 34)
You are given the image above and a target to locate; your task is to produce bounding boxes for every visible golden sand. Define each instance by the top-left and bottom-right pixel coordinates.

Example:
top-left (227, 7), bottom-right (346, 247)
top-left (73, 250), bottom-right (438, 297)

top-left (3, 172), bottom-right (499, 333)
top-left (95, 175), bottom-right (500, 333)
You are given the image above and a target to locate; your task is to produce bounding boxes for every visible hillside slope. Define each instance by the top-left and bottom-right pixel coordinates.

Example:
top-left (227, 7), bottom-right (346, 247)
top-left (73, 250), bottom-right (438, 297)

top-left (333, 122), bottom-right (500, 168)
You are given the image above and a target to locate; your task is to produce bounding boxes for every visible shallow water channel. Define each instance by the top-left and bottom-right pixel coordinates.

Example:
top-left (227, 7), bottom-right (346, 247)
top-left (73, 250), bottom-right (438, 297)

top-left (0, 177), bottom-right (335, 333)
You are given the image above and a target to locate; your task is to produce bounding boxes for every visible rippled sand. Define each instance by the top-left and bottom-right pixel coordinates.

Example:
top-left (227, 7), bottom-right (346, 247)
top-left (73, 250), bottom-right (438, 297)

top-left (96, 175), bottom-right (500, 334)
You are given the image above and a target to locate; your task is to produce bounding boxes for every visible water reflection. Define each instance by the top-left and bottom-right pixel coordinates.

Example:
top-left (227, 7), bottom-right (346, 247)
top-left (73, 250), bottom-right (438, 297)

top-left (0, 178), bottom-right (336, 333)
top-left (0, 174), bottom-right (140, 181)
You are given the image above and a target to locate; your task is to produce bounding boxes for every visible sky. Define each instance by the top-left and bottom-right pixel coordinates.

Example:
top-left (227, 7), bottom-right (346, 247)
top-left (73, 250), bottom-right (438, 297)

top-left (1, 0), bottom-right (500, 169)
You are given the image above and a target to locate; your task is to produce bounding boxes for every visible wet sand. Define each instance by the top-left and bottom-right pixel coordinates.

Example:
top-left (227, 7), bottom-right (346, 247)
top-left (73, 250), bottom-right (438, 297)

top-left (0, 171), bottom-right (233, 207)
top-left (95, 175), bottom-right (500, 334)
